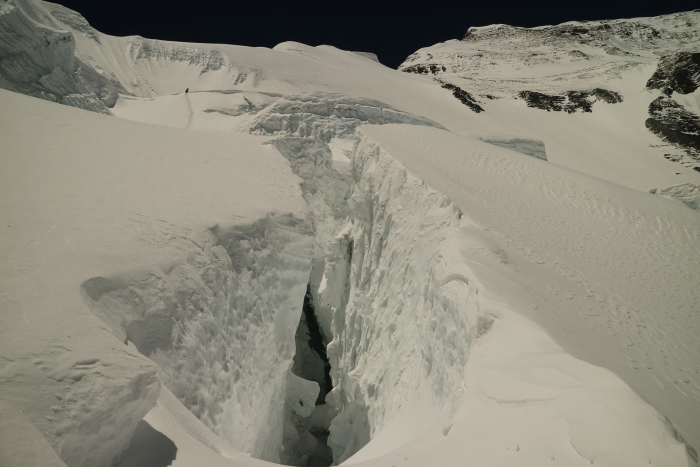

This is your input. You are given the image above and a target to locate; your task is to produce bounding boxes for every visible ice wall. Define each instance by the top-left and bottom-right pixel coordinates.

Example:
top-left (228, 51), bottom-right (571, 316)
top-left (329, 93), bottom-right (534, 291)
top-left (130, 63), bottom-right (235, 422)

top-left (0, 0), bottom-right (113, 113)
top-left (81, 214), bottom-right (315, 463)
top-left (248, 93), bottom-right (447, 142)
top-left (318, 130), bottom-right (479, 463)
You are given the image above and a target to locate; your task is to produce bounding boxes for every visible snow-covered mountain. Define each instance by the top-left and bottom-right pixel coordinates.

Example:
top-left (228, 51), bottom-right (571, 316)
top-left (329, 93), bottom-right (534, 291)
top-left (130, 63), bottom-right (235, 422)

top-left (1, 2), bottom-right (699, 467)
top-left (399, 11), bottom-right (700, 169)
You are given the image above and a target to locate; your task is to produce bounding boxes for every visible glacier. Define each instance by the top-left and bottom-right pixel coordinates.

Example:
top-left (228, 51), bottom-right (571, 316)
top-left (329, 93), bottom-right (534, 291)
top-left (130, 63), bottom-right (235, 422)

top-left (1, 2), bottom-right (699, 467)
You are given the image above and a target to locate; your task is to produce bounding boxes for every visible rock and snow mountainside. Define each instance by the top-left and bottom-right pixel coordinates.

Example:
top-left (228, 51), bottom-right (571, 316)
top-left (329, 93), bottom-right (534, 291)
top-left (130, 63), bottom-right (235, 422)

top-left (399, 10), bottom-right (700, 171)
top-left (1, 2), bottom-right (700, 467)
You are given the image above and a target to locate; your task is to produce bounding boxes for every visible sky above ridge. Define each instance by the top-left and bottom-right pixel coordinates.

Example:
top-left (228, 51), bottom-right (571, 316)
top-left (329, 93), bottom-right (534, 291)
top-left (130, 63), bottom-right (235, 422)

top-left (54, 0), bottom-right (699, 68)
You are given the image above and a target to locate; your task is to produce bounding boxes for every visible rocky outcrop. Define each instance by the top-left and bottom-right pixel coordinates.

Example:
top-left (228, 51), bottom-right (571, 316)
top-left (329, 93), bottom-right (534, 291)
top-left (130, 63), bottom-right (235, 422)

top-left (645, 96), bottom-right (700, 165)
top-left (646, 51), bottom-right (700, 95)
top-left (439, 81), bottom-right (484, 113)
top-left (518, 89), bottom-right (623, 113)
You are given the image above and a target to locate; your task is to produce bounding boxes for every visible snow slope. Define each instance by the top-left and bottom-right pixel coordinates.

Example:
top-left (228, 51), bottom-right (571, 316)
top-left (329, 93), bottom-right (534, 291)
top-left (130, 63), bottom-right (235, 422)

top-left (2, 87), bottom-right (694, 467)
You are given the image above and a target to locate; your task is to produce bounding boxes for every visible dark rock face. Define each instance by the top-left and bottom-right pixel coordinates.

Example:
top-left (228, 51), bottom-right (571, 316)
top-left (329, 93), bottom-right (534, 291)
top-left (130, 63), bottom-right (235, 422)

top-left (646, 96), bottom-right (700, 159)
top-left (401, 63), bottom-right (447, 75)
top-left (646, 52), bottom-right (700, 95)
top-left (439, 82), bottom-right (484, 113)
top-left (518, 89), bottom-right (622, 113)
top-left (568, 50), bottom-right (589, 59)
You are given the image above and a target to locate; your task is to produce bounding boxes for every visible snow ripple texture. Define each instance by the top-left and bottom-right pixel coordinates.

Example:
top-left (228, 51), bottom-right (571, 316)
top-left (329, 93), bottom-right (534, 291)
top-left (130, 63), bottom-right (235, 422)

top-left (81, 215), bottom-right (315, 463)
top-left (318, 132), bottom-right (479, 463)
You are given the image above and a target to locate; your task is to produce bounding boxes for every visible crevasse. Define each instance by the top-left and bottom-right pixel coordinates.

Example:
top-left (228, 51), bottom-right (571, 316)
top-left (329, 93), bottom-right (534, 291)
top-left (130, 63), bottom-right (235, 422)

top-left (79, 126), bottom-right (483, 466)
top-left (81, 214), bottom-right (316, 463)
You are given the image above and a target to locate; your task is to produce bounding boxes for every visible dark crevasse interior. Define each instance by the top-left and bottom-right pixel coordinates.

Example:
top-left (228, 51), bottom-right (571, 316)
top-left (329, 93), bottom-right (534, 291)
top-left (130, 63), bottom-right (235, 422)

top-left (301, 284), bottom-right (333, 404)
top-left (283, 282), bottom-right (336, 467)
top-left (115, 420), bottom-right (177, 467)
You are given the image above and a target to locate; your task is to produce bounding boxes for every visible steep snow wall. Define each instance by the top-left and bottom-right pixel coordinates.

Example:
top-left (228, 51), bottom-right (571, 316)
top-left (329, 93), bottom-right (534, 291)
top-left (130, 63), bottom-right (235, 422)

top-left (317, 130), bottom-right (480, 463)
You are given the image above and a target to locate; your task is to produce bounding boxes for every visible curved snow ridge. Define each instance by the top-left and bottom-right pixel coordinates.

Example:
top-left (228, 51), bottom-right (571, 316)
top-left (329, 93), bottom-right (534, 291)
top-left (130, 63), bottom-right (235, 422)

top-left (246, 92), bottom-right (447, 142)
top-left (80, 215), bottom-right (316, 463)
top-left (331, 126), bottom-right (695, 466)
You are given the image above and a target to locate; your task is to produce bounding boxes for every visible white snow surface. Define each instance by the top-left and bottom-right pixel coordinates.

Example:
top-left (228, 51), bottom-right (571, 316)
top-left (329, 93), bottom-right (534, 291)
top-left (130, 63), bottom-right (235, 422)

top-left (1, 3), bottom-right (700, 467)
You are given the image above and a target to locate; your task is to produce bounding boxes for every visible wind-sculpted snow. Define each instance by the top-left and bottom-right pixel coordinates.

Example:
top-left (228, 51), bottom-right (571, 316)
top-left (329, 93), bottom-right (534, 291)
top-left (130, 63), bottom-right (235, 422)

top-left (0, 89), bottom-right (321, 467)
top-left (247, 93), bottom-right (447, 142)
top-left (0, 0), bottom-right (112, 113)
top-left (3, 3), bottom-right (700, 466)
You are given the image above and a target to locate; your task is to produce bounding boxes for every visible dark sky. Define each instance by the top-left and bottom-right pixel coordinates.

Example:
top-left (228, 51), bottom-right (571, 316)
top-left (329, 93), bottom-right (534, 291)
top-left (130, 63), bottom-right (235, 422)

top-left (55, 0), bottom-right (699, 69)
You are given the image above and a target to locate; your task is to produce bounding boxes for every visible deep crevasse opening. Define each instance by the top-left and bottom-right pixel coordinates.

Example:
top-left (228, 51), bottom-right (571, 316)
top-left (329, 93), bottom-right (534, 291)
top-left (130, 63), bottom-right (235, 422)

top-left (281, 281), bottom-right (336, 467)
top-left (81, 129), bottom-right (481, 467)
